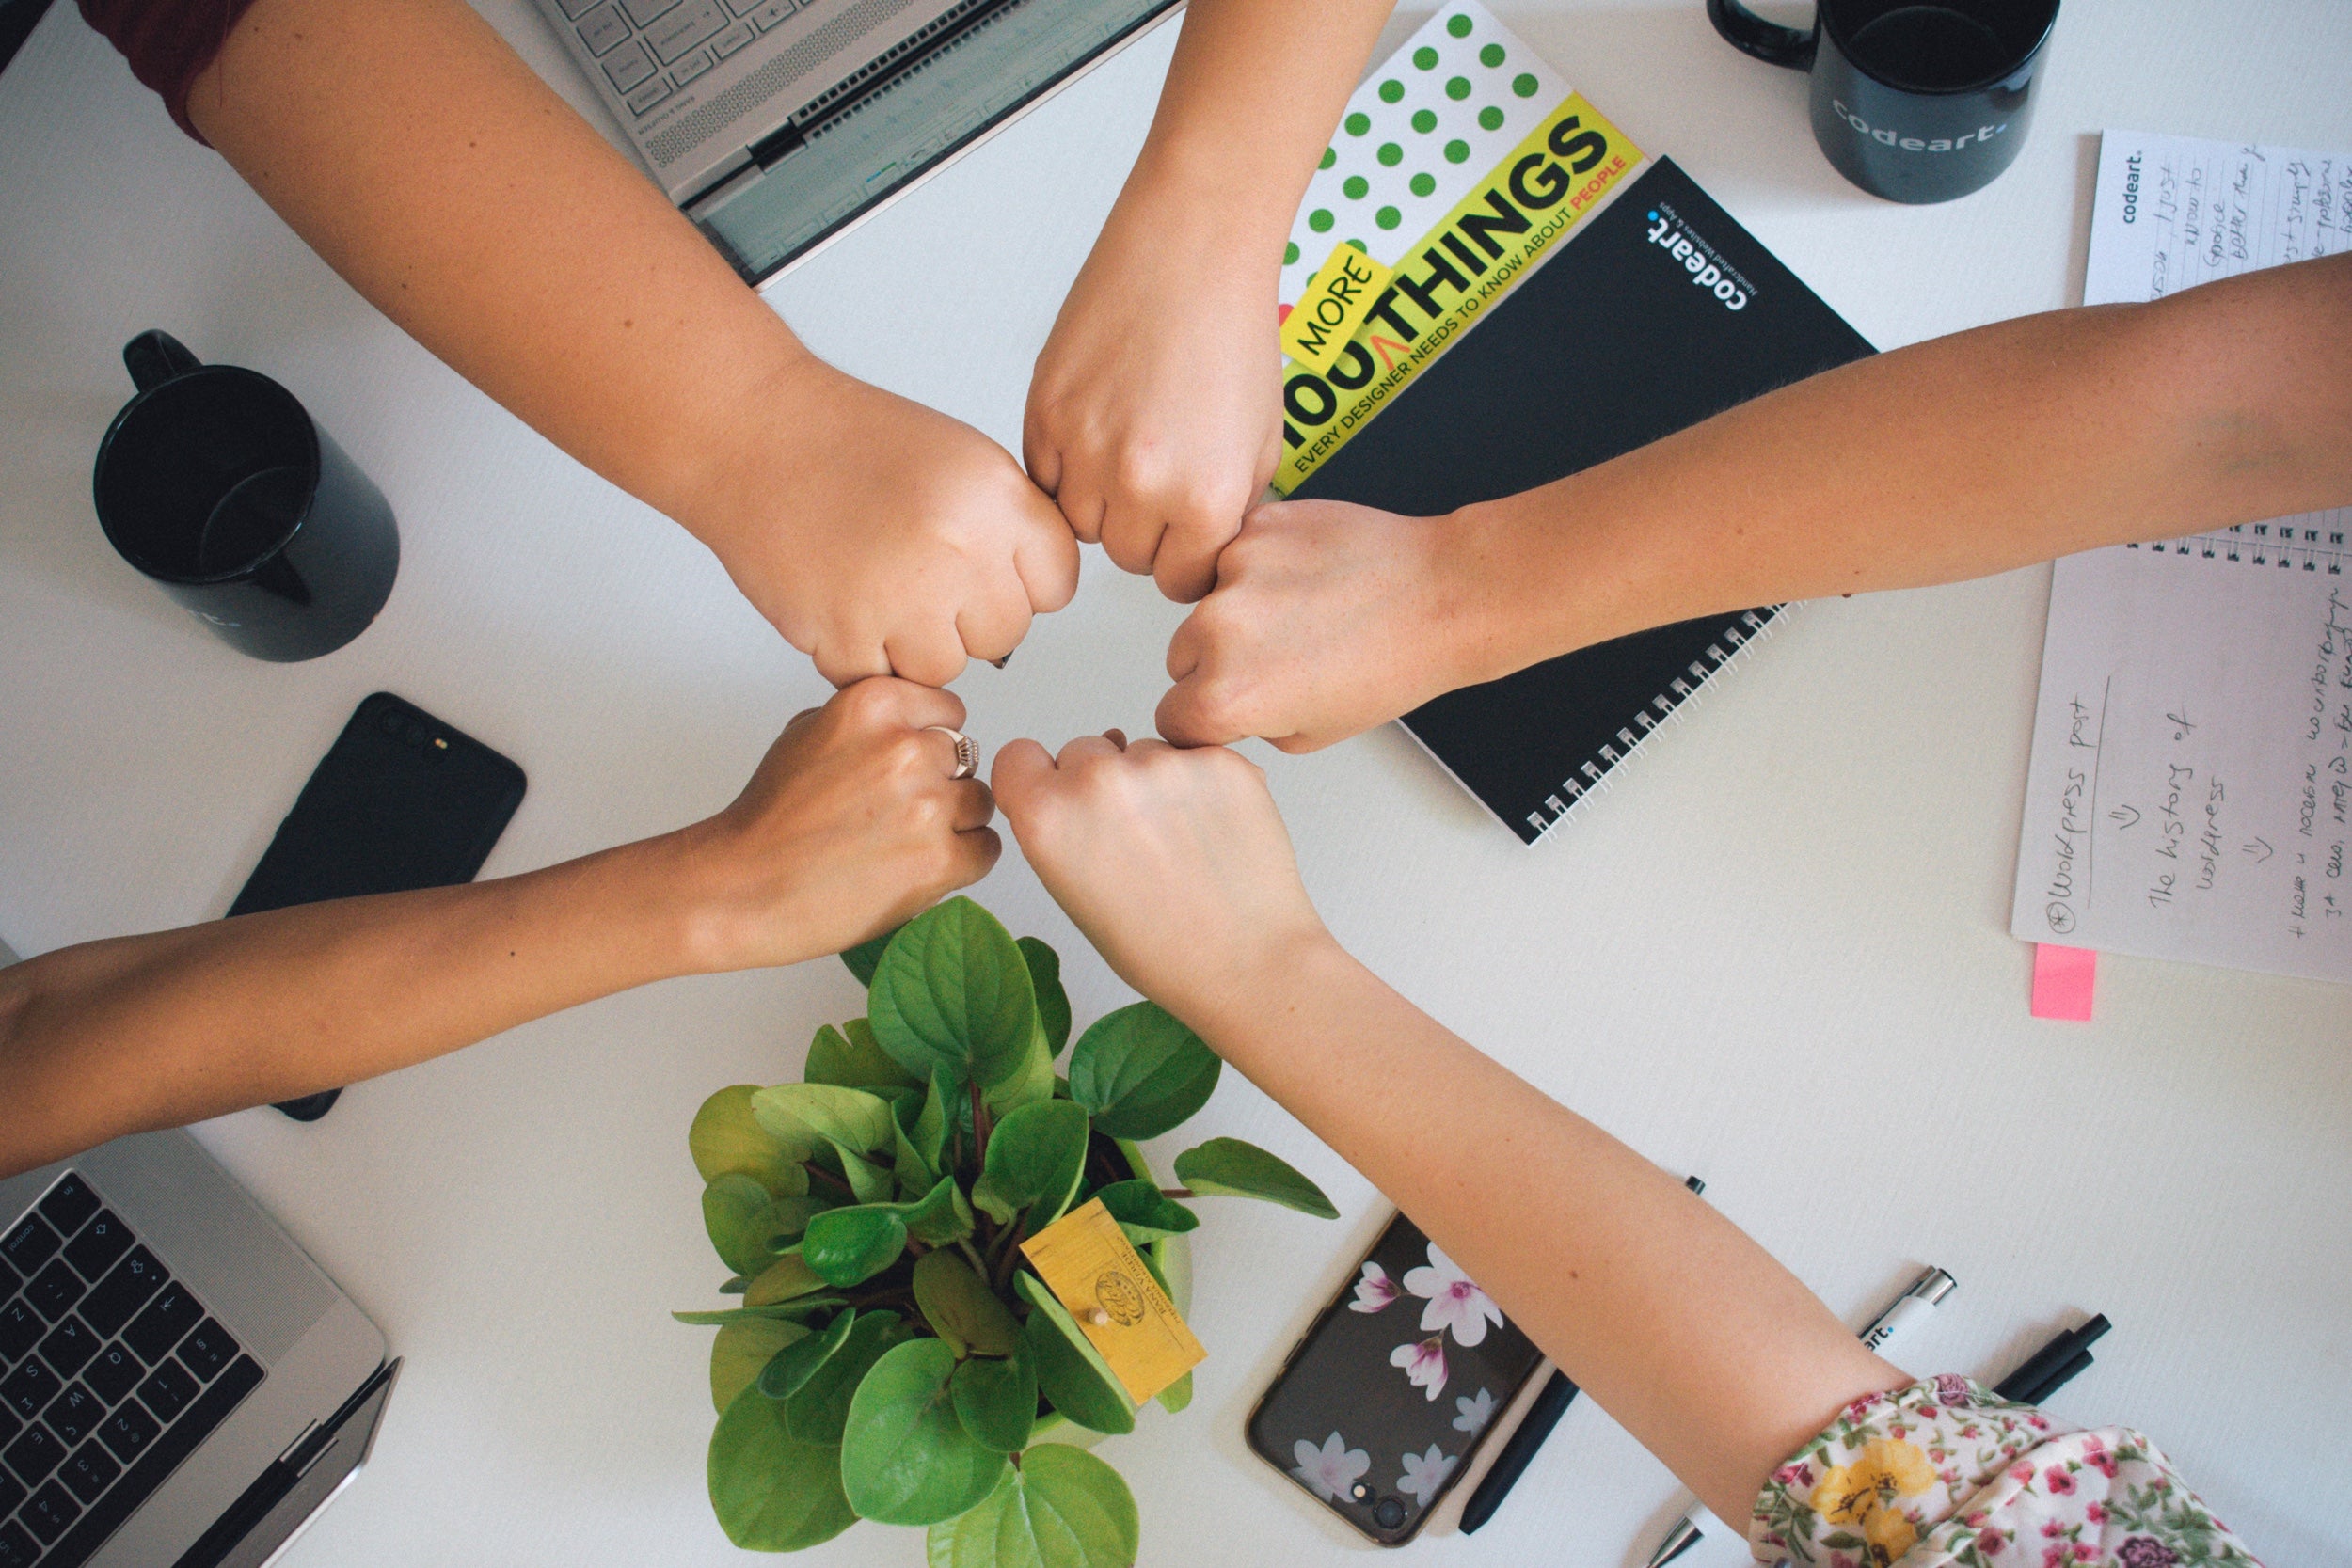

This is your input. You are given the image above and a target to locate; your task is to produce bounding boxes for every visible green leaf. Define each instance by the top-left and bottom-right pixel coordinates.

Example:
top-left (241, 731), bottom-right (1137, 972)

top-left (1153, 1370), bottom-right (1193, 1415)
top-left (1067, 1003), bottom-right (1222, 1141)
top-left (691, 1085), bottom-right (811, 1195)
top-left (841, 925), bottom-right (902, 987)
top-left (1172, 1138), bottom-right (1337, 1218)
top-left (707, 1382), bottom-right (857, 1551)
top-left (802, 1206), bottom-right (910, 1288)
top-left (1017, 937), bottom-right (1072, 1057)
top-left (902, 1176), bottom-right (976, 1246)
top-left (924, 1442), bottom-right (1139, 1568)
top-left (911, 1251), bottom-right (1020, 1358)
top-left (840, 1147), bottom-right (897, 1205)
top-left (895, 1081), bottom-right (946, 1198)
top-left (840, 1338), bottom-right (1009, 1526)
top-left (753, 1083), bottom-right (897, 1159)
top-left (1091, 1180), bottom-right (1199, 1244)
top-left (759, 1308), bottom-right (858, 1401)
top-left (982, 1028), bottom-right (1056, 1117)
top-left (711, 1316), bottom-right (806, 1414)
top-left (867, 897), bottom-right (1039, 1091)
top-left (971, 1101), bottom-right (1089, 1227)
top-left (788, 1309), bottom-right (913, 1446)
top-left (808, 1018), bottom-right (925, 1092)
top-left (673, 1303), bottom-right (832, 1326)
top-left (950, 1351), bottom-right (1036, 1453)
top-left (1015, 1274), bottom-right (1134, 1435)
top-left (704, 1174), bottom-right (787, 1276)
top-left (744, 1251), bottom-right (826, 1307)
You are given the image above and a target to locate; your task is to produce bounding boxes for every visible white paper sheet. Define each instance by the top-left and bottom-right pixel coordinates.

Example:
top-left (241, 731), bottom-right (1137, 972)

top-left (2010, 133), bottom-right (2352, 982)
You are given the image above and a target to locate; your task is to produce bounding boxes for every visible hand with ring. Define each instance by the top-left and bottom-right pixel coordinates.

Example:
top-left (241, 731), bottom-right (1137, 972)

top-left (667, 678), bottom-right (1000, 970)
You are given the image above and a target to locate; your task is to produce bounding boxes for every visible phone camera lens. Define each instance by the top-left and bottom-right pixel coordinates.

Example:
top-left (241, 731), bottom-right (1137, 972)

top-left (1374, 1498), bottom-right (1406, 1529)
top-left (404, 722), bottom-right (428, 747)
top-left (378, 711), bottom-right (402, 736)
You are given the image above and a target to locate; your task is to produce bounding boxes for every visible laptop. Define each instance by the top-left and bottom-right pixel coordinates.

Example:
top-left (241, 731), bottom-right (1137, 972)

top-left (532, 0), bottom-right (1183, 282)
top-left (0, 1118), bottom-right (392, 1568)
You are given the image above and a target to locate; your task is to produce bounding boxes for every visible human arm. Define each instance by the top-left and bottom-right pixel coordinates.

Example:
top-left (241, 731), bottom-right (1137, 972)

top-left (0, 680), bottom-right (994, 1178)
top-left (172, 0), bottom-right (1074, 685)
top-left (1158, 252), bottom-right (2352, 749)
top-left (990, 735), bottom-right (1899, 1526)
top-left (1023, 0), bottom-right (1394, 601)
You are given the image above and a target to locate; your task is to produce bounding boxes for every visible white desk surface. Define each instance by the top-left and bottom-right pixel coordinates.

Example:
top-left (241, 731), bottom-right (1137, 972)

top-left (3, 1), bottom-right (2349, 1563)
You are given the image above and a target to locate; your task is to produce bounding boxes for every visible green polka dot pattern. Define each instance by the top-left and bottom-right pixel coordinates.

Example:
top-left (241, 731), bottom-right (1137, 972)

top-left (1277, 4), bottom-right (1576, 316)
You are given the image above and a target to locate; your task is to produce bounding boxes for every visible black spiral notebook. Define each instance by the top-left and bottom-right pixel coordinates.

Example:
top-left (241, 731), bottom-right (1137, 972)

top-left (1292, 158), bottom-right (1873, 843)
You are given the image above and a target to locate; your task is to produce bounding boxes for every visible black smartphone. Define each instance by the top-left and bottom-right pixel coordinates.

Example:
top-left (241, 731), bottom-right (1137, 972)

top-left (230, 692), bottom-right (526, 1119)
top-left (1248, 1211), bottom-right (1546, 1545)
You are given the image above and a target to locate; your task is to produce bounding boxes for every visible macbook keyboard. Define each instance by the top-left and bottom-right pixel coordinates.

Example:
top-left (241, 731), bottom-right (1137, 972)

top-left (0, 1175), bottom-right (263, 1568)
top-left (553, 0), bottom-right (796, 119)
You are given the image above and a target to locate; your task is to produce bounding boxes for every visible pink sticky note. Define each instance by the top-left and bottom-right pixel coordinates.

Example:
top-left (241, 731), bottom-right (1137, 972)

top-left (2031, 944), bottom-right (2096, 1021)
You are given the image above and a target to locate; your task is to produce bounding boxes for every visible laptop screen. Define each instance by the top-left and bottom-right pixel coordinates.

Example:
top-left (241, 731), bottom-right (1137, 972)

top-left (689, 0), bottom-right (1177, 283)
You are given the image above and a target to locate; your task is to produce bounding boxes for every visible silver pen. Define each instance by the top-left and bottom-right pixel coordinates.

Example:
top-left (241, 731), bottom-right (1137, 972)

top-left (1643, 1266), bottom-right (1958, 1568)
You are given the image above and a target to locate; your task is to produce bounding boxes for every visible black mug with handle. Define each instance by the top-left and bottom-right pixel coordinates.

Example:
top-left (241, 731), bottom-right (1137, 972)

top-left (94, 330), bottom-right (399, 661)
top-left (1708, 0), bottom-right (2059, 204)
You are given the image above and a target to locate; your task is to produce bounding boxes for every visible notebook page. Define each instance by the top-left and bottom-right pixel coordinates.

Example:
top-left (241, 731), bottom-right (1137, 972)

top-left (2009, 133), bottom-right (2352, 983)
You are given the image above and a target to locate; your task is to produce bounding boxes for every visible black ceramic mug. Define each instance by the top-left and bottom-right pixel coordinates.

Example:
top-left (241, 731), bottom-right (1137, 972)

top-left (93, 331), bottom-right (399, 661)
top-left (1707, 0), bottom-right (2059, 204)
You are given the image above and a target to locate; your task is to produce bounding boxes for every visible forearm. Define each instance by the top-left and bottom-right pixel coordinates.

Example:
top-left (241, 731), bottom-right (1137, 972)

top-left (186, 0), bottom-right (809, 550)
top-left (1454, 255), bottom-right (2352, 682)
top-left (1184, 937), bottom-right (1898, 1527)
top-left (1118, 0), bottom-right (1393, 252)
top-left (0, 835), bottom-right (703, 1178)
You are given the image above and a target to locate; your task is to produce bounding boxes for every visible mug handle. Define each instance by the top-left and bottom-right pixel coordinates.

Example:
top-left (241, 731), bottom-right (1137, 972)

top-left (122, 329), bottom-right (201, 393)
top-left (1706, 0), bottom-right (1818, 69)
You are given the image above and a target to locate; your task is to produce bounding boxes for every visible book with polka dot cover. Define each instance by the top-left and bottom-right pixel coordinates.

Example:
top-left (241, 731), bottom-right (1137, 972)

top-left (1276, 11), bottom-right (1875, 843)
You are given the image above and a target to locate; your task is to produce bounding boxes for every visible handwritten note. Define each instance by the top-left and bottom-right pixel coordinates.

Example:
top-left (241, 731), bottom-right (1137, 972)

top-left (2010, 133), bottom-right (2352, 984)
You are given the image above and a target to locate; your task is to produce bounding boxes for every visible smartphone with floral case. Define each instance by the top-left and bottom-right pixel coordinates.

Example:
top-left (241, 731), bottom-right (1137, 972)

top-left (1247, 1211), bottom-right (1544, 1544)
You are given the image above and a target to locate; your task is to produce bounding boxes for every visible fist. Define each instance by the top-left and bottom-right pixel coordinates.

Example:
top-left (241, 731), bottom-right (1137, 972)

top-left (1158, 499), bottom-right (1479, 752)
top-left (716, 367), bottom-right (1080, 687)
top-left (993, 733), bottom-right (1325, 1022)
top-left (679, 678), bottom-right (1000, 969)
top-left (1024, 198), bottom-right (1284, 603)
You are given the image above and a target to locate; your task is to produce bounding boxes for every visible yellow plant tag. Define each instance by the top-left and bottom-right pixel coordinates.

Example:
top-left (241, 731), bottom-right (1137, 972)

top-left (1279, 242), bottom-right (1395, 373)
top-left (1020, 1198), bottom-right (1203, 1403)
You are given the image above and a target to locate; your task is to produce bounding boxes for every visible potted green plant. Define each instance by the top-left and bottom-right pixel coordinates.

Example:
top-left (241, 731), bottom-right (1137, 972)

top-left (676, 897), bottom-right (1337, 1565)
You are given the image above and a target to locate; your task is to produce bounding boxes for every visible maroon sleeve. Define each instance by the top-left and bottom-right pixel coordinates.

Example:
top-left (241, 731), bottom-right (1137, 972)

top-left (77, 0), bottom-right (263, 143)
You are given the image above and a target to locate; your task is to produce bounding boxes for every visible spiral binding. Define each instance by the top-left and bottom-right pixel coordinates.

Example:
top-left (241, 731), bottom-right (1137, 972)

top-left (2123, 513), bottom-right (2349, 576)
top-left (1521, 601), bottom-right (1795, 840)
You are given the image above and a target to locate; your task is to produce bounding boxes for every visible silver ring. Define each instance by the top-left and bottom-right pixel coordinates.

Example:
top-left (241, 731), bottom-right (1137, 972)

top-left (926, 726), bottom-right (979, 780)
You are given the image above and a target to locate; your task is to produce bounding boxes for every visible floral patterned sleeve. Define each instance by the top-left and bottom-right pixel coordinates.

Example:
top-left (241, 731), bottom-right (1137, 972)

top-left (1747, 1376), bottom-right (2264, 1568)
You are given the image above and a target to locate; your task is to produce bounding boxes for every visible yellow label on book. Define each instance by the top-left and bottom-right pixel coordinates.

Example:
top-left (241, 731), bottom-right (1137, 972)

top-left (1280, 243), bottom-right (1395, 373)
top-left (1273, 94), bottom-right (1642, 494)
top-left (1020, 1198), bottom-right (1202, 1403)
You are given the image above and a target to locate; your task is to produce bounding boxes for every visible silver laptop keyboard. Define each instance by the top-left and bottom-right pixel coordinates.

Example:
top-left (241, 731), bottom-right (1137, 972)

top-left (553, 0), bottom-right (797, 119)
top-left (0, 1175), bottom-right (262, 1568)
